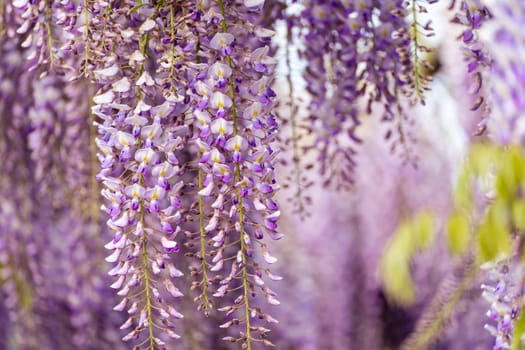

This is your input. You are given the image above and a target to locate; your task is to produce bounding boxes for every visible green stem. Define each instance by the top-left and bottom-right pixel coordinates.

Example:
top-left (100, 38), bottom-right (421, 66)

top-left (217, 0), bottom-right (251, 347)
top-left (410, 0), bottom-right (423, 101)
top-left (138, 137), bottom-right (154, 350)
top-left (83, 0), bottom-right (89, 75)
top-left (141, 205), bottom-right (155, 350)
top-left (285, 24), bottom-right (304, 214)
top-left (44, 0), bottom-right (54, 68)
top-left (194, 31), bottom-right (210, 312)
top-left (136, 11), bottom-right (153, 347)
top-left (197, 152), bottom-right (210, 311)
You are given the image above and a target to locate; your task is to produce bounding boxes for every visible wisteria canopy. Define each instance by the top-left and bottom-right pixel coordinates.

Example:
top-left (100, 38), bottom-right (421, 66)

top-left (1, 0), bottom-right (525, 349)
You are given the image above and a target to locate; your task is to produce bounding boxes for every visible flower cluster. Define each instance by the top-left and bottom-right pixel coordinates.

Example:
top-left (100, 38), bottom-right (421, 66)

top-left (85, 1), bottom-right (283, 348)
top-left (4, 0), bottom-right (525, 349)
top-left (482, 0), bottom-right (525, 145)
top-left (451, 0), bottom-right (492, 132)
top-left (481, 260), bottom-right (524, 350)
top-left (298, 0), bottom-right (438, 188)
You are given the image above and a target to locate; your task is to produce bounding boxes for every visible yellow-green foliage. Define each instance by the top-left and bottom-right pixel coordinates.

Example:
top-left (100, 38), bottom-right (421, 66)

top-left (381, 143), bottom-right (525, 306)
top-left (446, 143), bottom-right (525, 264)
top-left (512, 312), bottom-right (525, 350)
top-left (446, 211), bottom-right (470, 255)
top-left (380, 210), bottom-right (435, 305)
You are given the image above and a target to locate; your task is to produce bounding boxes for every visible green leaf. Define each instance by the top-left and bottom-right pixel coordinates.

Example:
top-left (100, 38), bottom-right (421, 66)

top-left (412, 210), bottom-right (435, 249)
top-left (511, 312), bottom-right (525, 350)
top-left (380, 212), bottom-right (436, 306)
top-left (477, 201), bottom-right (511, 263)
top-left (453, 167), bottom-right (473, 210)
top-left (446, 211), bottom-right (470, 256)
top-left (513, 199), bottom-right (525, 232)
top-left (380, 249), bottom-right (415, 306)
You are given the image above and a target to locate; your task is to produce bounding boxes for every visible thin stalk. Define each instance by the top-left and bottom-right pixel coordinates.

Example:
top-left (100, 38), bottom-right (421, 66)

top-left (44, 0), bottom-right (54, 68)
top-left (217, 0), bottom-right (252, 347)
top-left (285, 23), bottom-right (304, 214)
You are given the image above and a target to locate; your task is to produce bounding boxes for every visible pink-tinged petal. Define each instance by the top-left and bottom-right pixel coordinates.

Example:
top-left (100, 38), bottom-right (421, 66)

top-left (254, 274), bottom-right (265, 286)
top-left (113, 298), bottom-right (128, 312)
top-left (94, 65), bottom-right (119, 77)
top-left (266, 295), bottom-right (280, 305)
top-left (262, 245), bottom-right (278, 264)
top-left (268, 231), bottom-right (284, 240)
top-left (166, 330), bottom-right (181, 339)
top-left (265, 269), bottom-right (283, 281)
top-left (139, 18), bottom-right (156, 33)
top-left (210, 259), bottom-right (224, 271)
top-left (93, 90), bottom-right (115, 104)
top-left (136, 71), bottom-right (155, 86)
top-left (13, 0), bottom-right (28, 8)
top-left (152, 261), bottom-right (161, 275)
top-left (198, 180), bottom-right (214, 196)
top-left (154, 338), bottom-right (166, 347)
top-left (245, 0), bottom-right (264, 8)
top-left (210, 32), bottom-right (234, 51)
top-left (211, 91), bottom-right (232, 110)
top-left (263, 313), bottom-right (279, 324)
top-left (110, 275), bottom-right (125, 289)
top-left (159, 308), bottom-right (170, 319)
top-left (117, 285), bottom-right (130, 296)
top-left (105, 249), bottom-right (121, 263)
top-left (128, 302), bottom-right (138, 314)
top-left (211, 194), bottom-right (224, 209)
top-left (205, 213), bottom-right (219, 232)
top-left (213, 285), bottom-right (228, 297)
top-left (138, 309), bottom-right (148, 327)
top-left (120, 317), bottom-right (134, 330)
top-left (164, 280), bottom-right (184, 298)
top-left (167, 263), bottom-right (184, 278)
top-left (112, 77), bottom-right (131, 92)
top-left (167, 305), bottom-right (184, 319)
top-left (161, 237), bottom-right (179, 252)
top-left (121, 329), bottom-right (139, 341)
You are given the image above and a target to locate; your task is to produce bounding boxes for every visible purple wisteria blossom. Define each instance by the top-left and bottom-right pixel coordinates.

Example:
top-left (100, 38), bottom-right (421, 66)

top-left (2, 1), bottom-right (525, 350)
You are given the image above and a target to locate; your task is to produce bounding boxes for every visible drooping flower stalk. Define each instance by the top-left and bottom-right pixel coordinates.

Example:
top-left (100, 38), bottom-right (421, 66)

top-left (450, 0), bottom-right (492, 133)
top-left (90, 3), bottom-right (190, 347)
top-left (281, 16), bottom-right (312, 217)
top-left (481, 0), bottom-right (525, 145)
top-left (181, 1), bottom-right (283, 347)
top-left (403, 0), bottom-right (438, 105)
top-left (481, 259), bottom-right (524, 350)
top-left (297, 0), bottom-right (438, 187)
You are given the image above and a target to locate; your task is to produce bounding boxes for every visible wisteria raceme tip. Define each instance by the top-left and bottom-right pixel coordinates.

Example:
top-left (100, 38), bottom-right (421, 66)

top-left (481, 260), bottom-right (524, 350)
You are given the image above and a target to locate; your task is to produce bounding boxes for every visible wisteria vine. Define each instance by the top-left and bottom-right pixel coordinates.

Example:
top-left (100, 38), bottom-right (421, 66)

top-left (2, 0), bottom-right (525, 349)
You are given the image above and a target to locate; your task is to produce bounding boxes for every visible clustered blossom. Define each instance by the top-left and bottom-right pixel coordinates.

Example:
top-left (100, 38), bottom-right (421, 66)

top-left (84, 0), bottom-right (283, 348)
top-left (299, 0), bottom-right (436, 188)
top-left (12, 0), bottom-right (78, 73)
top-left (482, 0), bottom-right (525, 145)
top-left (182, 1), bottom-right (283, 347)
top-left (3, 0), bottom-right (525, 349)
top-left (89, 3), bottom-right (191, 347)
top-left (481, 260), bottom-right (524, 350)
top-left (451, 0), bottom-right (492, 131)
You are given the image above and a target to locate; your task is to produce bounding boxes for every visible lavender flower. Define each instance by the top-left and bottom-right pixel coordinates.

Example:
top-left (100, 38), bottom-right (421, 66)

top-left (481, 260), bottom-right (524, 350)
top-left (451, 0), bottom-right (493, 132)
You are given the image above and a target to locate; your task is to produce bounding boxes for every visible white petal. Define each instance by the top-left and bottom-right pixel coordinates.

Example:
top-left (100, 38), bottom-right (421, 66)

top-left (112, 77), bottom-right (131, 92)
top-left (140, 18), bottom-right (156, 33)
top-left (245, 0), bottom-right (264, 7)
top-left (93, 90), bottom-right (115, 104)
top-left (94, 65), bottom-right (119, 77)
